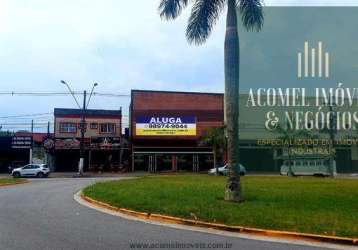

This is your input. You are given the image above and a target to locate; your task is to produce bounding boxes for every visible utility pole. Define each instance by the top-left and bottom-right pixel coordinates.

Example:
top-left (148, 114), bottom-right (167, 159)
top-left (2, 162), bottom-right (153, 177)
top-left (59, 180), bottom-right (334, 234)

top-left (119, 107), bottom-right (123, 169)
top-left (45, 121), bottom-right (50, 168)
top-left (61, 80), bottom-right (98, 177)
top-left (30, 120), bottom-right (33, 164)
top-left (79, 90), bottom-right (87, 176)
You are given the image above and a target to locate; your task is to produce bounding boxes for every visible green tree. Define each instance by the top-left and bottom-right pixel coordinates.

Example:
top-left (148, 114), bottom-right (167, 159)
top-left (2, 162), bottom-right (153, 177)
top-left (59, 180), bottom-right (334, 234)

top-left (0, 131), bottom-right (14, 137)
top-left (158, 0), bottom-right (263, 202)
top-left (200, 126), bottom-right (226, 175)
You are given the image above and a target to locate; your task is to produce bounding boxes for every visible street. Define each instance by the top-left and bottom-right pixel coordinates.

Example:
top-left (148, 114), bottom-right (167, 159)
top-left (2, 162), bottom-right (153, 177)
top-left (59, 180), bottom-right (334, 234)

top-left (0, 178), bottom-right (343, 250)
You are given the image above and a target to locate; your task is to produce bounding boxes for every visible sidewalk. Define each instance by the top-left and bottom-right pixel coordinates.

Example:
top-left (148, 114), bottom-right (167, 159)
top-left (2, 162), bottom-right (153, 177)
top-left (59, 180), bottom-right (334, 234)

top-left (0, 174), bottom-right (11, 179)
top-left (2, 171), bottom-right (357, 179)
top-left (49, 171), bottom-right (148, 178)
top-left (337, 173), bottom-right (358, 179)
top-left (0, 171), bottom-right (148, 179)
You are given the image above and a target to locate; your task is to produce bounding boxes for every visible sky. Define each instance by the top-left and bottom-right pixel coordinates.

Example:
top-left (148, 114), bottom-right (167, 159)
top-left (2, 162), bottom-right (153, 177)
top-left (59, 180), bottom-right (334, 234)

top-left (238, 7), bottom-right (358, 93)
top-left (0, 0), bottom-right (357, 132)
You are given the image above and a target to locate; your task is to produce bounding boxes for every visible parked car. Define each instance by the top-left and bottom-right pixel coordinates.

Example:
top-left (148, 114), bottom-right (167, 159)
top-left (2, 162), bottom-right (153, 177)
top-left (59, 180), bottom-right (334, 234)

top-left (280, 159), bottom-right (336, 177)
top-left (12, 164), bottom-right (50, 178)
top-left (7, 161), bottom-right (25, 174)
top-left (208, 164), bottom-right (246, 176)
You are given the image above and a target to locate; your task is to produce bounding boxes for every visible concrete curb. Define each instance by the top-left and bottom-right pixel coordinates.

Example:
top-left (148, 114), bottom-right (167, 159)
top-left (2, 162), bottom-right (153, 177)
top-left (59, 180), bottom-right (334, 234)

top-left (80, 193), bottom-right (357, 247)
top-left (0, 179), bottom-right (29, 187)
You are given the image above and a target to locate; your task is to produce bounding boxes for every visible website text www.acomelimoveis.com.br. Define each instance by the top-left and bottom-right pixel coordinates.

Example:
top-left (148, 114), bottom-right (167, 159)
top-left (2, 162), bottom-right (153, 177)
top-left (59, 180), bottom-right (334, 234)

top-left (129, 241), bottom-right (233, 249)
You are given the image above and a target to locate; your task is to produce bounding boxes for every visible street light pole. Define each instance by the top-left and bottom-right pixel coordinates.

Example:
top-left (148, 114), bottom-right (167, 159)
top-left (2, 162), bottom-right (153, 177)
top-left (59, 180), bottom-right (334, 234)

top-left (79, 90), bottom-right (87, 176)
top-left (61, 80), bottom-right (81, 109)
top-left (30, 119), bottom-right (33, 164)
top-left (86, 83), bottom-right (98, 108)
top-left (61, 81), bottom-right (98, 177)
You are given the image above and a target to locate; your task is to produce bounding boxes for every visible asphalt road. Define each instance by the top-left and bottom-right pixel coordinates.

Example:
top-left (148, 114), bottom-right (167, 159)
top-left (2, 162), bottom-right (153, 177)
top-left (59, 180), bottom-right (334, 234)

top-left (0, 178), bottom-right (340, 250)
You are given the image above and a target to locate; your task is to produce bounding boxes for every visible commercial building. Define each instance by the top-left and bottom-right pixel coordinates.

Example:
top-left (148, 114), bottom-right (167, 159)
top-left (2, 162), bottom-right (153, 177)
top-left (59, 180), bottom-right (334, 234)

top-left (130, 90), bottom-right (224, 172)
top-left (128, 90), bottom-right (279, 173)
top-left (0, 131), bottom-right (49, 172)
top-left (237, 94), bottom-right (358, 173)
top-left (51, 108), bottom-right (126, 172)
top-left (129, 90), bottom-right (358, 174)
top-left (0, 134), bottom-right (29, 172)
top-left (2, 90), bottom-right (356, 174)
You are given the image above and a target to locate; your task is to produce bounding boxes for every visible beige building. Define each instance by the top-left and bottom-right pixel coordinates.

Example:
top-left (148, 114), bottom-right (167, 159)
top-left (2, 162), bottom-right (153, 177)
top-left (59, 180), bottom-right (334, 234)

top-left (53, 108), bottom-right (124, 172)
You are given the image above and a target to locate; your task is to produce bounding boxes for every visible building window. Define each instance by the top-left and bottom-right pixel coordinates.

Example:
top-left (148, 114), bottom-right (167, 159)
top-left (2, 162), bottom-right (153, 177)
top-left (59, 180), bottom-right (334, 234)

top-left (100, 123), bottom-right (116, 133)
top-left (90, 123), bottom-right (98, 129)
top-left (77, 122), bottom-right (87, 129)
top-left (59, 123), bottom-right (77, 133)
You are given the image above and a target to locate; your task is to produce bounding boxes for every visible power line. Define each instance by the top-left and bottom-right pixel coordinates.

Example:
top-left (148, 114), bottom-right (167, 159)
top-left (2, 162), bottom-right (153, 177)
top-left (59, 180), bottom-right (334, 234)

top-left (0, 112), bottom-right (53, 119)
top-left (92, 93), bottom-right (130, 97)
top-left (0, 121), bottom-right (53, 124)
top-left (0, 112), bottom-right (128, 119)
top-left (0, 91), bottom-right (130, 97)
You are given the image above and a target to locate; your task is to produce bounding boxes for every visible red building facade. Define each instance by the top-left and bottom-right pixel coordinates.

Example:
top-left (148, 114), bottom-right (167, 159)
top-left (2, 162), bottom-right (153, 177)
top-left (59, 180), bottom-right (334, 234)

top-left (130, 90), bottom-right (224, 172)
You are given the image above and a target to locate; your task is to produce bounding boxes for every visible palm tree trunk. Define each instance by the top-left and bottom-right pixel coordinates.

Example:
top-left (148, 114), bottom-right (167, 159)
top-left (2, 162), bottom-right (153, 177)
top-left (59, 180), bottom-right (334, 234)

top-left (224, 0), bottom-right (241, 202)
top-left (288, 146), bottom-right (293, 177)
top-left (214, 148), bottom-right (219, 175)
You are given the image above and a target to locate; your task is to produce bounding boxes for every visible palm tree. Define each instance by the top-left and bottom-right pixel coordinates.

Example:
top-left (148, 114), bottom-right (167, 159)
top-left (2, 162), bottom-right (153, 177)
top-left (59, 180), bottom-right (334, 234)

top-left (159, 0), bottom-right (263, 202)
top-left (200, 126), bottom-right (226, 175)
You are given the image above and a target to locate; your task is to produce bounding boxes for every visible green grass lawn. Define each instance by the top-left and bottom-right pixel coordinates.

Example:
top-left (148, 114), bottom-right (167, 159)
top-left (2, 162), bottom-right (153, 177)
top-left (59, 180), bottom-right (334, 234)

top-left (83, 175), bottom-right (358, 238)
top-left (0, 178), bottom-right (27, 186)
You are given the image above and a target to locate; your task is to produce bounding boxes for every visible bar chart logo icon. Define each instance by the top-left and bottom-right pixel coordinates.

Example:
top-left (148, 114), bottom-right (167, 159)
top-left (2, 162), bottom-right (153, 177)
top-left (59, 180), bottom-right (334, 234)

top-left (297, 41), bottom-right (330, 79)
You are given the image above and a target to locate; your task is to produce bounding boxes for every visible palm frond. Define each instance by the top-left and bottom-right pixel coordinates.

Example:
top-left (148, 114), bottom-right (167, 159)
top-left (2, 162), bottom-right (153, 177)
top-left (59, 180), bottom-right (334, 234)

top-left (186, 0), bottom-right (225, 45)
top-left (237, 0), bottom-right (264, 32)
top-left (159, 0), bottom-right (190, 20)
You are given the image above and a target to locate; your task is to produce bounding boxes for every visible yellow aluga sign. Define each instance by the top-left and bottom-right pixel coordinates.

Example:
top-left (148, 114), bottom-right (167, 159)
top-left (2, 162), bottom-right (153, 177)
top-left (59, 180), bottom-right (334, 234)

top-left (135, 116), bottom-right (196, 136)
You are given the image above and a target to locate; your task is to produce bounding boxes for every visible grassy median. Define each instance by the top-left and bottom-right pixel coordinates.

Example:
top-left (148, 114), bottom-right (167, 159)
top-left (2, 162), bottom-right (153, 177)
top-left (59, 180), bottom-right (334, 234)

top-left (83, 175), bottom-right (358, 238)
top-left (0, 178), bottom-right (27, 186)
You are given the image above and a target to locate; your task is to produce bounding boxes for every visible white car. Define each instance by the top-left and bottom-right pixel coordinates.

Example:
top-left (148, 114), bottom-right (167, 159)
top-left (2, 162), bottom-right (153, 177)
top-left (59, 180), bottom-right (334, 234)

top-left (12, 164), bottom-right (50, 178)
top-left (208, 164), bottom-right (246, 176)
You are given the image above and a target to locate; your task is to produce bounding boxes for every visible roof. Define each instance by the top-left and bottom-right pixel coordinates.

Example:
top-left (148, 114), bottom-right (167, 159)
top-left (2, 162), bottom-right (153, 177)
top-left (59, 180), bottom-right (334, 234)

top-left (54, 108), bottom-right (121, 117)
top-left (15, 132), bottom-right (52, 143)
top-left (131, 89), bottom-right (223, 96)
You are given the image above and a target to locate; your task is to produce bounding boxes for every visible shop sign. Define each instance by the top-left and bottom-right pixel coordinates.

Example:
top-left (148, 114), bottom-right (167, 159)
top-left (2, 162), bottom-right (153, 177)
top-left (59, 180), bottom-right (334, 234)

top-left (91, 137), bottom-right (121, 149)
top-left (11, 136), bottom-right (32, 149)
top-left (43, 138), bottom-right (55, 152)
top-left (136, 116), bottom-right (196, 136)
top-left (55, 138), bottom-right (80, 149)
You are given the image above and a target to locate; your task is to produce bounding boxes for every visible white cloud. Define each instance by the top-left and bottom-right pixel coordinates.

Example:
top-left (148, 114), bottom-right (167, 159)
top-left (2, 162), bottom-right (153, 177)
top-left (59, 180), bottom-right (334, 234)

top-left (0, 0), bottom-right (356, 131)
